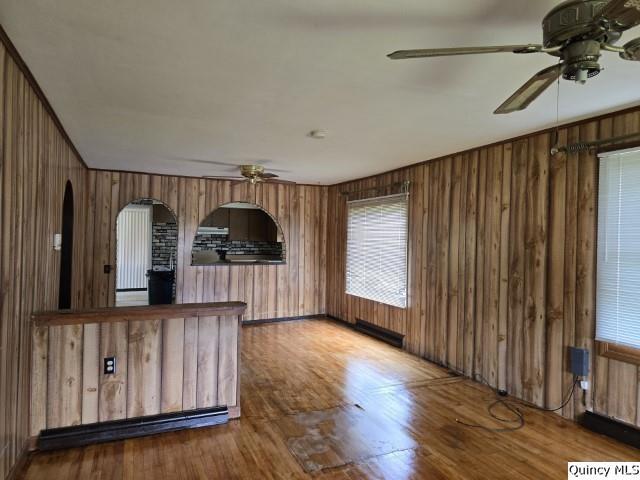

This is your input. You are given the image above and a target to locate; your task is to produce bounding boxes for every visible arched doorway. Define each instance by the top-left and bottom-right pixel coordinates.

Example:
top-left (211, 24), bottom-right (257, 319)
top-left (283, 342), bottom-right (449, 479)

top-left (58, 181), bottom-right (74, 309)
top-left (115, 199), bottom-right (178, 306)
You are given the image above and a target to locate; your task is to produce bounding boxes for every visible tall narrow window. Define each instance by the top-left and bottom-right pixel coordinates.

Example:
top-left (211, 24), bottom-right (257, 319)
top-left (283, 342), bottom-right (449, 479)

top-left (596, 148), bottom-right (640, 350)
top-left (346, 194), bottom-right (408, 308)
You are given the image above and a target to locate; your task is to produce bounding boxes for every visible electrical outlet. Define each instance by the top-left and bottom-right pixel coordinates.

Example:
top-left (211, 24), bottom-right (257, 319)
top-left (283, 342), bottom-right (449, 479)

top-left (104, 357), bottom-right (116, 375)
top-left (580, 380), bottom-right (590, 391)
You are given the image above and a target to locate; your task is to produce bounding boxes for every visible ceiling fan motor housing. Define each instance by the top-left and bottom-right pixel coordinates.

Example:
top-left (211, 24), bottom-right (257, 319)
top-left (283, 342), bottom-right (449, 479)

top-left (240, 165), bottom-right (264, 177)
top-left (543, 0), bottom-right (621, 48)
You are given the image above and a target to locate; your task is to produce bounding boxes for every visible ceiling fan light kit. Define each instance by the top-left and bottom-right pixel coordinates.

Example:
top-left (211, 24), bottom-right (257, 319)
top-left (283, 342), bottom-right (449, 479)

top-left (388, 0), bottom-right (640, 114)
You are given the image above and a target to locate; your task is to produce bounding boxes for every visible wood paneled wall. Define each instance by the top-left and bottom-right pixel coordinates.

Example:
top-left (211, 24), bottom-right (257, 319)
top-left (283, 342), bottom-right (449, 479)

top-left (0, 41), bottom-right (88, 479)
top-left (31, 314), bottom-right (240, 434)
top-left (326, 109), bottom-right (640, 427)
top-left (84, 170), bottom-right (327, 318)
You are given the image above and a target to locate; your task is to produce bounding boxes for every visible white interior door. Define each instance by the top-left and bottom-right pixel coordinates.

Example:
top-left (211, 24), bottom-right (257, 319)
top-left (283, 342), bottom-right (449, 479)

top-left (116, 204), bottom-right (152, 290)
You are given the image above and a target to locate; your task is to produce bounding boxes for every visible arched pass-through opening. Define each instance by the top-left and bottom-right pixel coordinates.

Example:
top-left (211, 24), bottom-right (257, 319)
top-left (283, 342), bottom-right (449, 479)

top-left (115, 199), bottom-right (178, 306)
top-left (192, 201), bottom-right (285, 265)
top-left (58, 181), bottom-right (74, 309)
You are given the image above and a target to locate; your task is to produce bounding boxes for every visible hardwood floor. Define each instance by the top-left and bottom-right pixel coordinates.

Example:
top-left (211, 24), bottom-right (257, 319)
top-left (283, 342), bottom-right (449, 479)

top-left (19, 319), bottom-right (638, 479)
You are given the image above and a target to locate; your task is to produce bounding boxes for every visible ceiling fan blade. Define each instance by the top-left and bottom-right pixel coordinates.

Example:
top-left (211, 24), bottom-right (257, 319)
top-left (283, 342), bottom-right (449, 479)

top-left (494, 64), bottom-right (563, 115)
top-left (258, 172), bottom-right (279, 179)
top-left (203, 175), bottom-right (244, 180)
top-left (621, 37), bottom-right (640, 60)
top-left (597, 0), bottom-right (640, 30)
top-left (387, 44), bottom-right (542, 60)
top-left (266, 179), bottom-right (296, 185)
top-left (175, 157), bottom-right (239, 168)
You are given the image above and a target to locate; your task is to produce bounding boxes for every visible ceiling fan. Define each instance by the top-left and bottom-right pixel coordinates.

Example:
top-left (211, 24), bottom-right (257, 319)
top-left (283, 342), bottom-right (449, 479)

top-left (205, 165), bottom-right (295, 185)
top-left (388, 0), bottom-right (640, 114)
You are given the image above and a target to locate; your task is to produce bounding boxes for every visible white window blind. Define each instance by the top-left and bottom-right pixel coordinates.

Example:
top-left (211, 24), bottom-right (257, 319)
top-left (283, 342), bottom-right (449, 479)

top-left (346, 193), bottom-right (408, 308)
top-left (596, 148), bottom-right (640, 350)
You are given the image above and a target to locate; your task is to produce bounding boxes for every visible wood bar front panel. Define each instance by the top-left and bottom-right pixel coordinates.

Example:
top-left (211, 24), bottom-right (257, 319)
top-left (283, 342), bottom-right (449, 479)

top-left (325, 112), bottom-right (640, 427)
top-left (31, 316), bottom-right (241, 433)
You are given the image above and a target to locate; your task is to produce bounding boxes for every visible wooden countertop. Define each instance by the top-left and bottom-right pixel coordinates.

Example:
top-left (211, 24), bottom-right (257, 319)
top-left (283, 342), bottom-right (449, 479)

top-left (32, 302), bottom-right (247, 327)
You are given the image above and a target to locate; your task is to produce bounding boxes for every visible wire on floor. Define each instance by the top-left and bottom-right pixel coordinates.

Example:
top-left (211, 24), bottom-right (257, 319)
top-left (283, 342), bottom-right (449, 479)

top-left (454, 373), bottom-right (579, 433)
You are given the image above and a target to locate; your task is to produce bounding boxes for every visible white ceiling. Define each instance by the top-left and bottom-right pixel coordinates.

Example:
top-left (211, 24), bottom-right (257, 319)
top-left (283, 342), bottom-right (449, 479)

top-left (2, 0), bottom-right (640, 184)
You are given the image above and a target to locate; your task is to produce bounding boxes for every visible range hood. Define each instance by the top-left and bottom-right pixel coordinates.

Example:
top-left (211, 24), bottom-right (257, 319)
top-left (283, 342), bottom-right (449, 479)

top-left (197, 226), bottom-right (229, 235)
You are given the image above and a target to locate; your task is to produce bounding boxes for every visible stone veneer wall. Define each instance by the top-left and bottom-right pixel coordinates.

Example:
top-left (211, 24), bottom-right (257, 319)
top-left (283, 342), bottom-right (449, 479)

top-left (192, 233), bottom-right (283, 256)
top-left (152, 222), bottom-right (178, 268)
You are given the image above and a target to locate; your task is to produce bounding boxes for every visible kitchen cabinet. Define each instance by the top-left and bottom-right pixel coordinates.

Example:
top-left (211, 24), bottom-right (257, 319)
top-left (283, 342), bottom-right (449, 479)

top-left (228, 208), bottom-right (277, 242)
top-left (208, 208), bottom-right (229, 228)
top-left (229, 209), bottom-right (249, 240)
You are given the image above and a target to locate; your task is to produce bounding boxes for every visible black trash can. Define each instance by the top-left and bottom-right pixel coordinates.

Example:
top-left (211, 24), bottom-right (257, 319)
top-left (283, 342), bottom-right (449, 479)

top-left (146, 269), bottom-right (175, 305)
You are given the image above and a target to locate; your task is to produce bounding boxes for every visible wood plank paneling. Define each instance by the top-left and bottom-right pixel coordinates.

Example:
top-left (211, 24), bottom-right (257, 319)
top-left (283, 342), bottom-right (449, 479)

top-left (523, 134), bottom-right (549, 406)
top-left (326, 111), bottom-right (640, 425)
top-left (161, 318), bottom-right (185, 413)
top-left (217, 316), bottom-right (239, 408)
top-left (196, 316), bottom-right (220, 408)
top-left (127, 319), bottom-right (162, 418)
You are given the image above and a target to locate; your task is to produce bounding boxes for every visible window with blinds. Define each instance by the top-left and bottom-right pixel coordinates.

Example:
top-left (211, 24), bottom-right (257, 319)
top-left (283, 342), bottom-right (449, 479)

top-left (596, 148), bottom-right (640, 350)
top-left (346, 194), bottom-right (408, 308)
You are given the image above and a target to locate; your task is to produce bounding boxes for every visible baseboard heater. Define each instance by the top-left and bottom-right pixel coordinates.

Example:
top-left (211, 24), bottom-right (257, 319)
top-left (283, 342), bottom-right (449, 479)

top-left (581, 411), bottom-right (640, 450)
top-left (37, 406), bottom-right (228, 451)
top-left (355, 318), bottom-right (404, 348)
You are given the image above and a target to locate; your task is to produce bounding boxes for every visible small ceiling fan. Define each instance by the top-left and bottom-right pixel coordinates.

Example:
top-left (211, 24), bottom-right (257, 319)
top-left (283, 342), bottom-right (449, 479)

top-left (388, 0), bottom-right (640, 114)
top-left (205, 165), bottom-right (296, 185)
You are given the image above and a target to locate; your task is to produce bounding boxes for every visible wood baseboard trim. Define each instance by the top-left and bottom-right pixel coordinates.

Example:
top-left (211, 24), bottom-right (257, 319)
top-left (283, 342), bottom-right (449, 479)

top-left (228, 406), bottom-right (241, 419)
top-left (37, 407), bottom-right (228, 451)
top-left (26, 436), bottom-right (38, 452)
top-left (581, 411), bottom-right (640, 450)
top-left (242, 314), bottom-right (324, 326)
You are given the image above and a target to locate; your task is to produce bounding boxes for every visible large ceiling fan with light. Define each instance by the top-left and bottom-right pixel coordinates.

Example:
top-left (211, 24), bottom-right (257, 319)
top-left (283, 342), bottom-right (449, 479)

top-left (205, 164), bottom-right (296, 185)
top-left (388, 0), bottom-right (640, 114)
